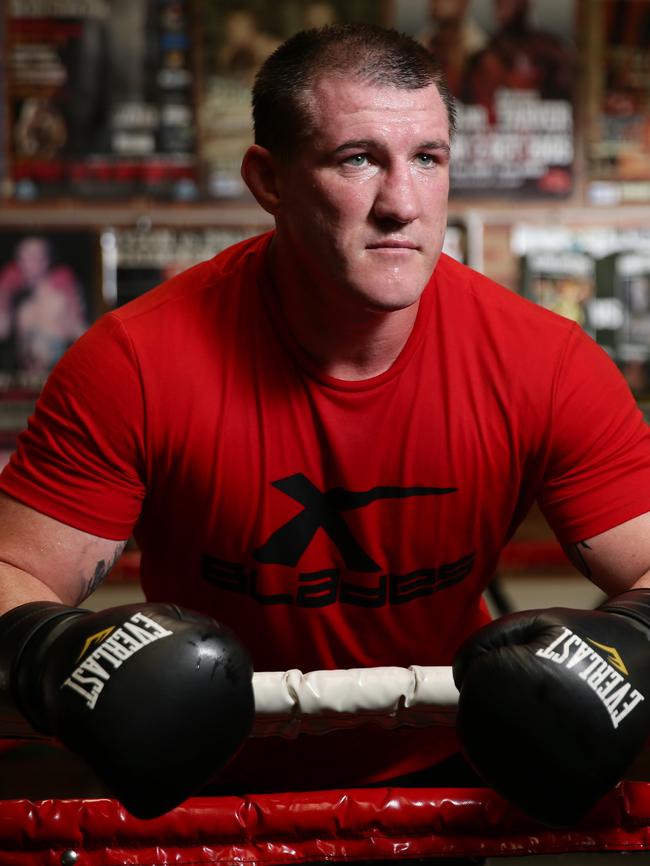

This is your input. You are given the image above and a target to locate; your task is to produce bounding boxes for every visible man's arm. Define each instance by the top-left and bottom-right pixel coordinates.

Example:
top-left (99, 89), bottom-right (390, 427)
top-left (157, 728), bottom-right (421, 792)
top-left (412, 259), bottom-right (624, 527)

top-left (561, 510), bottom-right (650, 595)
top-left (0, 490), bottom-right (127, 614)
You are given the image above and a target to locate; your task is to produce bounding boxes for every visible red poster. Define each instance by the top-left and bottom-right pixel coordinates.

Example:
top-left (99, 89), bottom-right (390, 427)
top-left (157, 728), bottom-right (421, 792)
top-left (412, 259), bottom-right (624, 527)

top-left (397, 0), bottom-right (576, 199)
top-left (586, 0), bottom-right (650, 205)
top-left (5, 0), bottom-right (198, 200)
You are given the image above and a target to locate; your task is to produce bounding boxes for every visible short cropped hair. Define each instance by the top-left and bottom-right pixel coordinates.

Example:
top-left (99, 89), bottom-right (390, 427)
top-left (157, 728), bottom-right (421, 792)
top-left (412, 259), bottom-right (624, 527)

top-left (252, 23), bottom-right (456, 158)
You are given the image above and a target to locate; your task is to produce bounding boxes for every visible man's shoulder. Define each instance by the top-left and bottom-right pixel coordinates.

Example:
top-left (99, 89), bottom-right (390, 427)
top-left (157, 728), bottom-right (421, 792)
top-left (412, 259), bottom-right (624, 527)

top-left (111, 231), bottom-right (273, 327)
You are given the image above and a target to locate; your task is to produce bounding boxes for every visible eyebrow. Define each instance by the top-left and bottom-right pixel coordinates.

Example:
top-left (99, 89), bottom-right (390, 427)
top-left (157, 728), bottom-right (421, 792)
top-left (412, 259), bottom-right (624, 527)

top-left (333, 139), bottom-right (451, 157)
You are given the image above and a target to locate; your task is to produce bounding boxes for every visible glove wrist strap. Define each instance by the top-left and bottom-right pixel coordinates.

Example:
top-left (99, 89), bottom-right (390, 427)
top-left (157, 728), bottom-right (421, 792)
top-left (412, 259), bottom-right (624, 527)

top-left (598, 587), bottom-right (650, 632)
top-left (0, 602), bottom-right (86, 735)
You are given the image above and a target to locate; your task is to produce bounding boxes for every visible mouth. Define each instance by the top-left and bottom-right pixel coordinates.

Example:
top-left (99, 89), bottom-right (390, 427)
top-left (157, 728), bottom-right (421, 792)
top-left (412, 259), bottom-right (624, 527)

top-left (366, 240), bottom-right (420, 251)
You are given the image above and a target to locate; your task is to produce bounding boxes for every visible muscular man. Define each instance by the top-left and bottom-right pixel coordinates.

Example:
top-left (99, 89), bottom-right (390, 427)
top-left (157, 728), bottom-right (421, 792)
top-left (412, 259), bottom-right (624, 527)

top-left (0, 24), bottom-right (649, 822)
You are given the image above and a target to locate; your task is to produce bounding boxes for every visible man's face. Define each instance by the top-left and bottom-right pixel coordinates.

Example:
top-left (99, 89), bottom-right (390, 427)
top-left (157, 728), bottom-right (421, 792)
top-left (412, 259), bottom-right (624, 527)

top-left (494, 0), bottom-right (527, 26)
top-left (273, 76), bottom-right (451, 314)
top-left (17, 238), bottom-right (50, 284)
top-left (431, 0), bottom-right (471, 25)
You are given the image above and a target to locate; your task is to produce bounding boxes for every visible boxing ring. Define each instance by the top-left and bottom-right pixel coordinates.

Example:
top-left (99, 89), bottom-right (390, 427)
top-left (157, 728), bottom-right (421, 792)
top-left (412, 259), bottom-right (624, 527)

top-left (2, 665), bottom-right (650, 865)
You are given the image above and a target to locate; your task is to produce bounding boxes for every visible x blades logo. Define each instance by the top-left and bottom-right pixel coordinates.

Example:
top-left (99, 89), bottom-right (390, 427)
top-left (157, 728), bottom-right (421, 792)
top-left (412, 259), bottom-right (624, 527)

top-left (254, 472), bottom-right (457, 572)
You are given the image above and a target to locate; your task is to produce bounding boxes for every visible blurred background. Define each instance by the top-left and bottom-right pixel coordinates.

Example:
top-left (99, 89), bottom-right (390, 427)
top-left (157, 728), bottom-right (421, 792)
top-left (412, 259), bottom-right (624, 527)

top-left (0, 0), bottom-right (648, 615)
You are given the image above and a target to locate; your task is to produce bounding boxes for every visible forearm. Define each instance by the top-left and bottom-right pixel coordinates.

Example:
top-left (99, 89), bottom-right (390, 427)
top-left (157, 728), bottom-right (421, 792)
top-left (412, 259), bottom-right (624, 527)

top-left (628, 568), bottom-right (650, 591)
top-left (0, 563), bottom-right (66, 615)
top-left (0, 492), bottom-right (129, 611)
top-left (562, 511), bottom-right (650, 597)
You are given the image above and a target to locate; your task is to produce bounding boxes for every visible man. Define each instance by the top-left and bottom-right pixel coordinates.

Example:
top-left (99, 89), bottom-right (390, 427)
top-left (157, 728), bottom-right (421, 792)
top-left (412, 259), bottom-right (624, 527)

top-left (0, 24), bottom-right (649, 824)
top-left (0, 236), bottom-right (87, 376)
top-left (416, 0), bottom-right (487, 95)
top-left (463, 0), bottom-right (574, 116)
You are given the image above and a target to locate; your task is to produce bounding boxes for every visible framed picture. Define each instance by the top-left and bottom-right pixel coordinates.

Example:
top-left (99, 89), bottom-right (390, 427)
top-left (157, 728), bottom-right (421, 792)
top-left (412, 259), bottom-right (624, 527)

top-left (521, 249), bottom-right (596, 336)
top-left (0, 9), bottom-right (7, 197)
top-left (107, 220), bottom-right (470, 305)
top-left (615, 252), bottom-right (650, 354)
top-left (197, 0), bottom-right (392, 199)
top-left (585, 0), bottom-right (650, 206)
top-left (597, 250), bottom-right (650, 365)
top-left (106, 225), bottom-right (264, 306)
top-left (0, 229), bottom-right (99, 389)
top-left (513, 223), bottom-right (650, 400)
top-left (396, 0), bottom-right (577, 199)
top-left (612, 251), bottom-right (650, 400)
top-left (5, 0), bottom-right (198, 200)
top-left (0, 228), bottom-right (100, 456)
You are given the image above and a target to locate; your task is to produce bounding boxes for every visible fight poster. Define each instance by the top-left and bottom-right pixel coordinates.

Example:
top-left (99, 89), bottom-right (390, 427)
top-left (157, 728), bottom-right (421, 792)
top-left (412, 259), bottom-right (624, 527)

top-left (520, 249), bottom-right (597, 338)
top-left (513, 224), bottom-right (650, 404)
top-left (5, 0), bottom-right (198, 200)
top-left (597, 249), bottom-right (650, 402)
top-left (105, 221), bottom-right (467, 308)
top-left (0, 228), bottom-right (99, 465)
top-left (198, 0), bottom-right (392, 199)
top-left (105, 225), bottom-right (263, 306)
top-left (585, 0), bottom-right (650, 206)
top-left (397, 0), bottom-right (576, 198)
top-left (0, 10), bottom-right (7, 197)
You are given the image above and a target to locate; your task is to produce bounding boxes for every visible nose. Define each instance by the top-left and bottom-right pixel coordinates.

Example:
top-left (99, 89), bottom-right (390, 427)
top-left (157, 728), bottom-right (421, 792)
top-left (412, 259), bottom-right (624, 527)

top-left (372, 163), bottom-right (419, 225)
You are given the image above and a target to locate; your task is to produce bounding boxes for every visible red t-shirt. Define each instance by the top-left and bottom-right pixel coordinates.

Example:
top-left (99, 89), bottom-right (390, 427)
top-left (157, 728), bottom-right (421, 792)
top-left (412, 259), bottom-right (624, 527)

top-left (3, 232), bottom-right (650, 789)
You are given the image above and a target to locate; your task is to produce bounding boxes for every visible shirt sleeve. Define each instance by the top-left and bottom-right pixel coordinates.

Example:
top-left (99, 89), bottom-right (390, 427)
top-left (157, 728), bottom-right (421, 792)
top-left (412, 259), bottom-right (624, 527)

top-left (0, 313), bottom-right (146, 539)
top-left (538, 324), bottom-right (650, 544)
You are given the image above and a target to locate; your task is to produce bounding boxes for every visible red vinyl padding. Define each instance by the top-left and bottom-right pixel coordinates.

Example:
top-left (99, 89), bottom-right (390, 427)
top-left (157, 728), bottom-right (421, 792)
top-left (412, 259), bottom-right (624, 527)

top-left (1, 783), bottom-right (650, 865)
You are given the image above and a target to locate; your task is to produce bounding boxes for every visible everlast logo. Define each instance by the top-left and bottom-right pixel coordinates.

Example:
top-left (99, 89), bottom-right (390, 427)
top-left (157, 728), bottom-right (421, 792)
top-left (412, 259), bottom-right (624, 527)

top-left (536, 626), bottom-right (644, 729)
top-left (204, 473), bottom-right (475, 607)
top-left (62, 613), bottom-right (174, 710)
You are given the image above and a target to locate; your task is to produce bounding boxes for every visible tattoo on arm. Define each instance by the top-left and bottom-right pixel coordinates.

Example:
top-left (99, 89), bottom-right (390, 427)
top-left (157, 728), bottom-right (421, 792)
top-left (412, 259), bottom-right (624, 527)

top-left (78, 541), bottom-right (127, 603)
top-left (569, 540), bottom-right (593, 579)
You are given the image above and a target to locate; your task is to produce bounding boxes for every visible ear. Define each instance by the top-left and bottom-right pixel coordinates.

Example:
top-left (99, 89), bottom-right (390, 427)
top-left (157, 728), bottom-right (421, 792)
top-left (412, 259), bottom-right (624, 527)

top-left (241, 145), bottom-right (283, 215)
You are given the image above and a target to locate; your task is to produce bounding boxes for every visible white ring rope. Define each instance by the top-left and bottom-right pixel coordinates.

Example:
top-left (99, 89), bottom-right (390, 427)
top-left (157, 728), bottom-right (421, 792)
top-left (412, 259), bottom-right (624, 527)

top-left (0, 666), bottom-right (458, 740)
top-left (251, 666), bottom-right (458, 737)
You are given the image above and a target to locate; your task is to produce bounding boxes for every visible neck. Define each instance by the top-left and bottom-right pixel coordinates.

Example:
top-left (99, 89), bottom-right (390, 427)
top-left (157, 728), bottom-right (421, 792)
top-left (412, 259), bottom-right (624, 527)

top-left (268, 236), bottom-right (420, 381)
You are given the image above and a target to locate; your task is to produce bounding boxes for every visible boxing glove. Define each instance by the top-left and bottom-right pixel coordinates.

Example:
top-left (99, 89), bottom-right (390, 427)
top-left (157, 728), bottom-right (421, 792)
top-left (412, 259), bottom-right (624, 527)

top-left (0, 601), bottom-right (255, 818)
top-left (453, 588), bottom-right (650, 826)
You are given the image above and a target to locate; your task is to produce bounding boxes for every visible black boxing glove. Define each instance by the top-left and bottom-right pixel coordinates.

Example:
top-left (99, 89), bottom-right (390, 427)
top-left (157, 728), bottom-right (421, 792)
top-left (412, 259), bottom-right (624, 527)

top-left (0, 601), bottom-right (254, 818)
top-left (453, 588), bottom-right (650, 826)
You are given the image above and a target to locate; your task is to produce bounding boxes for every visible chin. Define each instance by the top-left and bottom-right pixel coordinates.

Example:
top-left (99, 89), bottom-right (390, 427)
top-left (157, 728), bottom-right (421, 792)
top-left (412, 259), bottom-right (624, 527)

top-left (354, 273), bottom-right (430, 312)
top-left (355, 288), bottom-right (424, 313)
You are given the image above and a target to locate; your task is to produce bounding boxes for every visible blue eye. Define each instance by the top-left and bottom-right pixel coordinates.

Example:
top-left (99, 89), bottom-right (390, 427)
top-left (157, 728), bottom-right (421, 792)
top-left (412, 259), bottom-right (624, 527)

top-left (416, 153), bottom-right (435, 166)
top-left (344, 154), bottom-right (369, 167)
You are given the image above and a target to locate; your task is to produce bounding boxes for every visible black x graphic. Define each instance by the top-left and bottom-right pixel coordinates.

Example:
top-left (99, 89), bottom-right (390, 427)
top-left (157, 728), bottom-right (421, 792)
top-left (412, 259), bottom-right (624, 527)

top-left (253, 473), bottom-right (457, 573)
